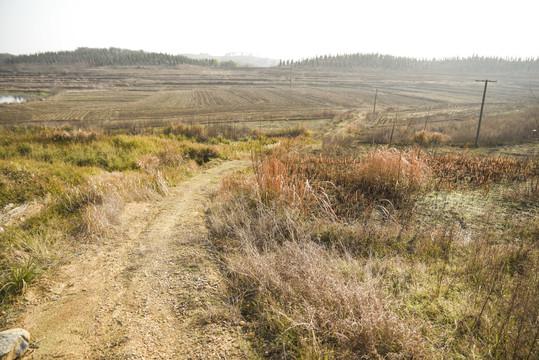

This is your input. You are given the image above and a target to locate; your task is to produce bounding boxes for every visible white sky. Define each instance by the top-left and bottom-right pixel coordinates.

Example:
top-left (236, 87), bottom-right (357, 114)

top-left (1, 0), bottom-right (537, 60)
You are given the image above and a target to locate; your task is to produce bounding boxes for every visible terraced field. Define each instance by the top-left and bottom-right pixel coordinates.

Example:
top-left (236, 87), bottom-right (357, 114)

top-left (1, 64), bottom-right (537, 131)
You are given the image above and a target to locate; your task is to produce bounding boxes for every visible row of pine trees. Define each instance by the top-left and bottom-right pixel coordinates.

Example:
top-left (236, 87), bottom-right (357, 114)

top-left (279, 53), bottom-right (539, 73)
top-left (4, 47), bottom-right (239, 68)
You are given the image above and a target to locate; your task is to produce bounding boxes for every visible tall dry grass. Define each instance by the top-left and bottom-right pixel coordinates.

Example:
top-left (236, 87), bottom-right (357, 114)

top-left (412, 130), bottom-right (451, 145)
top-left (425, 153), bottom-right (537, 188)
top-left (208, 143), bottom-right (539, 359)
top-left (357, 104), bottom-right (539, 145)
top-left (163, 122), bottom-right (311, 142)
top-left (251, 147), bottom-right (429, 218)
top-left (209, 189), bottom-right (427, 359)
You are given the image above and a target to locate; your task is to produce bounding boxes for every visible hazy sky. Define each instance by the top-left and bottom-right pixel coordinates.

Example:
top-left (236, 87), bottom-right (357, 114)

top-left (1, 0), bottom-right (537, 60)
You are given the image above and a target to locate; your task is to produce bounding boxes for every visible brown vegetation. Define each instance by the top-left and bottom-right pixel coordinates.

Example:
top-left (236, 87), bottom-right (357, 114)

top-left (209, 142), bottom-right (539, 359)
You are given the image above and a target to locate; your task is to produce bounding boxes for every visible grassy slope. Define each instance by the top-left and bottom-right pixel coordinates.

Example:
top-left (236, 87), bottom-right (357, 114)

top-left (0, 125), bottom-right (275, 308)
top-left (1, 121), bottom-right (537, 358)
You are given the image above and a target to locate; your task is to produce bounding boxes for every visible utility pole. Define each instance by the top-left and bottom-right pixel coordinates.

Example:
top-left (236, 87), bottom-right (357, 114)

top-left (289, 63), bottom-right (292, 89)
top-left (372, 89), bottom-right (378, 120)
top-left (389, 104), bottom-right (399, 144)
top-left (475, 79), bottom-right (497, 146)
top-left (423, 107), bottom-right (430, 131)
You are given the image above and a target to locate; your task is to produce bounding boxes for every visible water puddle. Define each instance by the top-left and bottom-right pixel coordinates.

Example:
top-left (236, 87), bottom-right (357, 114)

top-left (0, 96), bottom-right (26, 104)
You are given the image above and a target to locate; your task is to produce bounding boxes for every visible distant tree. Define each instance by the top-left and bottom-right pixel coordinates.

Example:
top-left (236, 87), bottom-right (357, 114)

top-left (4, 48), bottom-right (228, 68)
top-left (286, 52), bottom-right (539, 74)
top-left (219, 60), bottom-right (240, 68)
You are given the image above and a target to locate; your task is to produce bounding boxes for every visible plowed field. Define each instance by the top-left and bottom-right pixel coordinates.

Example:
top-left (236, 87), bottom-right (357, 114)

top-left (1, 65), bottom-right (536, 130)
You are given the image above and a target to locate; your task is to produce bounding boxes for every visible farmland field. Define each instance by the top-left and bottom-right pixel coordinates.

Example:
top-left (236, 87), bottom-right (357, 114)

top-left (2, 64), bottom-right (537, 135)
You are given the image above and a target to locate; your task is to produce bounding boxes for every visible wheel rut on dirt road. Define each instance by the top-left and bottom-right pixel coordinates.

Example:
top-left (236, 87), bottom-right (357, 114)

top-left (16, 160), bottom-right (256, 359)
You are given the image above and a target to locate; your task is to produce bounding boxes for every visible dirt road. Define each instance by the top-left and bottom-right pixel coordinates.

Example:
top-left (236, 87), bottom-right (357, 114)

top-left (16, 160), bottom-right (256, 359)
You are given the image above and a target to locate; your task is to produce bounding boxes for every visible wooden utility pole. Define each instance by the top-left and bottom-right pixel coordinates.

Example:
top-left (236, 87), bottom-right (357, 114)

top-left (389, 104), bottom-right (399, 144)
top-left (372, 89), bottom-right (378, 120)
top-left (423, 107), bottom-right (430, 131)
top-left (289, 63), bottom-right (293, 89)
top-left (475, 79), bottom-right (497, 146)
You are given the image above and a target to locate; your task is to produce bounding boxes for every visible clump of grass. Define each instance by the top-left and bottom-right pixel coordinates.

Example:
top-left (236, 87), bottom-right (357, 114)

top-left (426, 152), bottom-right (537, 187)
top-left (0, 258), bottom-right (39, 301)
top-left (260, 124), bottom-right (311, 138)
top-left (412, 130), bottom-right (451, 145)
top-left (39, 127), bottom-right (100, 144)
top-left (163, 123), bottom-right (205, 139)
top-left (252, 146), bottom-right (429, 217)
top-left (181, 143), bottom-right (221, 165)
top-left (356, 147), bottom-right (429, 203)
top-left (251, 153), bottom-right (320, 211)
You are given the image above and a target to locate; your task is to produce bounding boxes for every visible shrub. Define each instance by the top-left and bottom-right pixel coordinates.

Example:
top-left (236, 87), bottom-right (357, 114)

top-left (261, 124), bottom-right (311, 138)
top-left (183, 144), bottom-right (220, 165)
top-left (163, 123), bottom-right (205, 139)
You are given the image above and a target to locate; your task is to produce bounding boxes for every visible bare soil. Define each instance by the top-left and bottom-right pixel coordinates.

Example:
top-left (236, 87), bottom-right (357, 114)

top-left (14, 160), bottom-right (256, 359)
top-left (2, 64), bottom-right (535, 131)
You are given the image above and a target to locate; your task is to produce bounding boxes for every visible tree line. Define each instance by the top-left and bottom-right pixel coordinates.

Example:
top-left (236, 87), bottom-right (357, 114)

top-left (3, 47), bottom-right (240, 68)
top-left (279, 53), bottom-right (539, 73)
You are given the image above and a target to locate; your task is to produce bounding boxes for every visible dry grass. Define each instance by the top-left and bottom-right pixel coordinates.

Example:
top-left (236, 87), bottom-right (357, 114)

top-left (62, 171), bottom-right (167, 239)
top-left (208, 142), bottom-right (539, 359)
top-left (227, 240), bottom-right (427, 359)
top-left (209, 190), bottom-right (427, 359)
top-left (38, 127), bottom-right (101, 143)
top-left (359, 103), bottom-right (539, 146)
top-left (0, 126), bottom-right (234, 304)
top-left (251, 146), bottom-right (429, 217)
top-left (412, 130), bottom-right (451, 145)
top-left (425, 152), bottom-right (537, 188)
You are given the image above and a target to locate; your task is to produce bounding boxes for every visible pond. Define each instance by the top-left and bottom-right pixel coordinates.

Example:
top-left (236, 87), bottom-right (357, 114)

top-left (0, 96), bottom-right (26, 104)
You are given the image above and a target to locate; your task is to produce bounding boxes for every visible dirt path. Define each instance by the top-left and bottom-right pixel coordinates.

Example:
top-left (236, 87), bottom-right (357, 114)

top-left (16, 160), bottom-right (256, 359)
